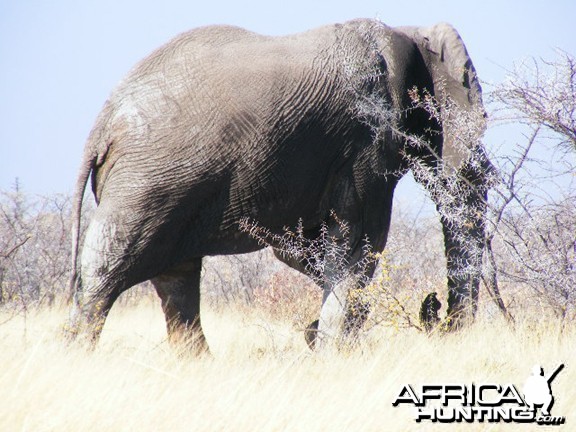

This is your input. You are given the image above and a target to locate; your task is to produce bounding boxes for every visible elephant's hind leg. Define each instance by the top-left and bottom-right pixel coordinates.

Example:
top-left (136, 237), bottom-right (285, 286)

top-left (68, 282), bottom-right (123, 348)
top-left (151, 258), bottom-right (209, 355)
top-left (68, 210), bottom-right (135, 347)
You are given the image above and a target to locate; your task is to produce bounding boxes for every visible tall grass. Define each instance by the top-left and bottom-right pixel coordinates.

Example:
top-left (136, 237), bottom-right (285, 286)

top-left (1, 299), bottom-right (573, 431)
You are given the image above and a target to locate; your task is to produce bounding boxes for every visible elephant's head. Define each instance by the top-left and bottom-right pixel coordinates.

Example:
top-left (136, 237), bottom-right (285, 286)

top-left (398, 24), bottom-right (492, 325)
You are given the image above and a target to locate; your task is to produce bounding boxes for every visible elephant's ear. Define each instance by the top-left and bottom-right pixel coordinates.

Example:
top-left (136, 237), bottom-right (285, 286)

top-left (422, 23), bottom-right (482, 105)
top-left (414, 23), bottom-right (485, 171)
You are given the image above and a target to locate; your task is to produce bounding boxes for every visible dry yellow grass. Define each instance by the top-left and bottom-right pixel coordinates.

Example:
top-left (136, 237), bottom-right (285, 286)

top-left (1, 298), bottom-right (574, 431)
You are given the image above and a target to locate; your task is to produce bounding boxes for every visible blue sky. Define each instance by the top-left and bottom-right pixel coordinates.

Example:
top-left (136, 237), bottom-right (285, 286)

top-left (1, 0), bottom-right (575, 196)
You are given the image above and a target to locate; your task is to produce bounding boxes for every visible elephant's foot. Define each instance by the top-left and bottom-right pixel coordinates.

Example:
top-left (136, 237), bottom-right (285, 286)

top-left (305, 318), bottom-right (344, 352)
top-left (307, 303), bottom-right (369, 351)
top-left (166, 318), bottom-right (210, 357)
top-left (62, 318), bottom-right (105, 351)
top-left (63, 296), bottom-right (114, 349)
top-left (304, 317), bottom-right (363, 351)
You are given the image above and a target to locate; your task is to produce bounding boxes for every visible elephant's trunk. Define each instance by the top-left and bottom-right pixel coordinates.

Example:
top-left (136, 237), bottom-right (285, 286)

top-left (438, 149), bottom-right (493, 328)
top-left (440, 190), bottom-right (485, 327)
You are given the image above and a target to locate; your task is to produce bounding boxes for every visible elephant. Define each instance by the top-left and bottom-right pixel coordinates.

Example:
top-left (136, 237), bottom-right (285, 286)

top-left (68, 18), bottom-right (491, 352)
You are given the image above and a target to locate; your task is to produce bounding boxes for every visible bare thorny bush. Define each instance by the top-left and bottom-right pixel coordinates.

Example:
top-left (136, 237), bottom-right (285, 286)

top-left (239, 213), bottom-right (425, 333)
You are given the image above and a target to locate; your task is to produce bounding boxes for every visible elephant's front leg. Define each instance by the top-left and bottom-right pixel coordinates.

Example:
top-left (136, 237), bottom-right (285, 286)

top-left (316, 272), bottom-right (368, 350)
top-left (316, 276), bottom-right (350, 350)
top-left (151, 259), bottom-right (209, 355)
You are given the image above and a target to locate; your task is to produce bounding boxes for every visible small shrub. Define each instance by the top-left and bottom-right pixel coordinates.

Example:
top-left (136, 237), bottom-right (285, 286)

top-left (252, 269), bottom-right (321, 328)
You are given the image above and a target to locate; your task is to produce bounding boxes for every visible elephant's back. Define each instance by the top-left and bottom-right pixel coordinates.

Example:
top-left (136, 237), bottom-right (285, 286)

top-left (100, 23), bottom-right (355, 162)
top-left (103, 20), bottom-right (384, 134)
top-left (112, 21), bottom-right (374, 100)
top-left (90, 20), bottom-right (386, 216)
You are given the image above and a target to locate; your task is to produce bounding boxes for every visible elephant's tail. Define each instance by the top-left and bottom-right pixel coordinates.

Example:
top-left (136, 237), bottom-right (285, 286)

top-left (68, 145), bottom-right (97, 303)
top-left (68, 102), bottom-right (113, 302)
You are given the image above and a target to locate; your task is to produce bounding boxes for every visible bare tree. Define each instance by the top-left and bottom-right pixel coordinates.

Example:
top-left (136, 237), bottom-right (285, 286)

top-left (485, 51), bottom-right (576, 323)
top-left (0, 183), bottom-right (88, 309)
top-left (492, 50), bottom-right (576, 151)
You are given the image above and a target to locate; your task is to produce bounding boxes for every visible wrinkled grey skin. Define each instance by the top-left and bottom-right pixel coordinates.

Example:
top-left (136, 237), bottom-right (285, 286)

top-left (69, 19), bottom-right (489, 352)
